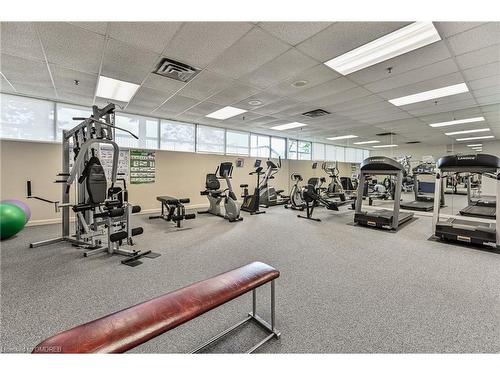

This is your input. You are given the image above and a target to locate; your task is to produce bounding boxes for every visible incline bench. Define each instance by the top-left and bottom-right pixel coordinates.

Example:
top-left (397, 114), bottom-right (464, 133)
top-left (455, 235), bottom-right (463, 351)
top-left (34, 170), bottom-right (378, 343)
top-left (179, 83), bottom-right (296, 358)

top-left (149, 195), bottom-right (196, 229)
top-left (32, 262), bottom-right (280, 354)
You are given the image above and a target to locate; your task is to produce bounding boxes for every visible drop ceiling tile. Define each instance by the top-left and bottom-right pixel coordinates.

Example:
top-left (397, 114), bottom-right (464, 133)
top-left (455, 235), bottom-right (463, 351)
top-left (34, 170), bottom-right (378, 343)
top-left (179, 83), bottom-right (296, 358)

top-left (0, 22), bottom-right (44, 61)
top-left (406, 98), bottom-right (477, 116)
top-left (101, 39), bottom-right (160, 83)
top-left (462, 62), bottom-right (500, 82)
top-left (11, 83), bottom-right (56, 99)
top-left (472, 85), bottom-right (500, 98)
top-left (163, 22), bottom-right (253, 68)
top-left (49, 64), bottom-right (97, 98)
top-left (222, 111), bottom-right (262, 126)
top-left (66, 22), bottom-right (107, 35)
top-left (455, 44), bottom-right (500, 70)
top-left (231, 91), bottom-right (282, 110)
top-left (364, 59), bottom-right (460, 93)
top-left (184, 101), bottom-right (222, 117)
top-left (239, 49), bottom-right (317, 89)
top-left (108, 22), bottom-right (182, 54)
top-left (155, 95), bottom-right (199, 115)
top-left (57, 91), bottom-right (95, 107)
top-left (267, 64), bottom-right (340, 96)
top-left (434, 22), bottom-right (485, 38)
top-left (477, 94), bottom-right (500, 106)
top-left (296, 22), bottom-right (409, 62)
top-left (177, 70), bottom-right (233, 101)
top-left (447, 22), bottom-right (500, 56)
top-left (1, 53), bottom-right (53, 87)
top-left (207, 81), bottom-right (260, 106)
top-left (258, 22), bottom-right (331, 46)
top-left (242, 116), bottom-right (280, 126)
top-left (348, 41), bottom-right (451, 85)
top-left (37, 22), bottom-right (105, 74)
top-left (336, 101), bottom-right (396, 117)
top-left (326, 94), bottom-right (384, 113)
top-left (314, 86), bottom-right (372, 108)
top-left (208, 27), bottom-right (290, 79)
top-left (291, 77), bottom-right (357, 102)
top-left (0, 76), bottom-right (16, 92)
top-left (127, 86), bottom-right (173, 110)
top-left (253, 98), bottom-right (301, 116)
top-left (468, 75), bottom-right (500, 90)
top-left (142, 74), bottom-right (185, 94)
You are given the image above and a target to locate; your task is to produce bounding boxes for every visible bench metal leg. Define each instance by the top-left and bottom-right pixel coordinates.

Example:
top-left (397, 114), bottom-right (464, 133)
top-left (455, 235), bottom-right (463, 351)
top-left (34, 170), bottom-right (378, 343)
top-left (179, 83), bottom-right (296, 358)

top-left (191, 280), bottom-right (280, 354)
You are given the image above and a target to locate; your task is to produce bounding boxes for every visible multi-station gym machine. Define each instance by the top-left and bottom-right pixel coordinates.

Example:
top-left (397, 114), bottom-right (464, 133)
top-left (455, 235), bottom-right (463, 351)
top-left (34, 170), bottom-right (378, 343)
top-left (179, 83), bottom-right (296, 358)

top-left (27, 104), bottom-right (158, 266)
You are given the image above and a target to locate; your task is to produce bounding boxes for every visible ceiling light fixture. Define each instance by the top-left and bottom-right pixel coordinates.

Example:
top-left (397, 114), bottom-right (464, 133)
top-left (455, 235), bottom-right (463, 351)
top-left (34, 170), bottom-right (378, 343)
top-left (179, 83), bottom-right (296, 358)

top-left (372, 144), bottom-right (399, 148)
top-left (429, 116), bottom-right (485, 128)
top-left (96, 76), bottom-right (140, 102)
top-left (326, 135), bottom-right (358, 141)
top-left (456, 135), bottom-right (495, 141)
top-left (353, 140), bottom-right (381, 145)
top-left (292, 80), bottom-right (308, 87)
top-left (466, 144), bottom-right (482, 147)
top-left (270, 122), bottom-right (307, 131)
top-left (444, 128), bottom-right (490, 136)
top-left (389, 83), bottom-right (469, 106)
top-left (206, 106), bottom-right (248, 120)
top-left (324, 22), bottom-right (441, 75)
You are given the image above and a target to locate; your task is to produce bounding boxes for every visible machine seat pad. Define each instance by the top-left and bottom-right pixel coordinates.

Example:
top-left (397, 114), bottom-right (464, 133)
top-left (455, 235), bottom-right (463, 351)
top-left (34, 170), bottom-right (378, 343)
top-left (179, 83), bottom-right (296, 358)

top-left (32, 262), bottom-right (279, 354)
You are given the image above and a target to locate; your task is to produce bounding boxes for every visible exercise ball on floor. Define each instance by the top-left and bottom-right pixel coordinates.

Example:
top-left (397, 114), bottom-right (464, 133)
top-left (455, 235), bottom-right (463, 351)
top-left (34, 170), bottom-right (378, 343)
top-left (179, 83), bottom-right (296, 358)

top-left (0, 203), bottom-right (27, 240)
top-left (1, 199), bottom-right (31, 223)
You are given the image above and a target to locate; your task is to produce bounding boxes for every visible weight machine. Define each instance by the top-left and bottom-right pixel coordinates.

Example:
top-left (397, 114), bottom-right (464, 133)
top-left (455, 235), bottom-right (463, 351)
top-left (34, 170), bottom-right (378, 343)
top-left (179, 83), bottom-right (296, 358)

top-left (27, 104), bottom-right (157, 266)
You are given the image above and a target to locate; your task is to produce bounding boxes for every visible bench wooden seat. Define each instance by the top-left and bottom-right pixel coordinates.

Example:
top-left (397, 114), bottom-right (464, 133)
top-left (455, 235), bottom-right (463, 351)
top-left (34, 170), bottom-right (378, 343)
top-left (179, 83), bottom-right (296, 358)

top-left (32, 262), bottom-right (280, 354)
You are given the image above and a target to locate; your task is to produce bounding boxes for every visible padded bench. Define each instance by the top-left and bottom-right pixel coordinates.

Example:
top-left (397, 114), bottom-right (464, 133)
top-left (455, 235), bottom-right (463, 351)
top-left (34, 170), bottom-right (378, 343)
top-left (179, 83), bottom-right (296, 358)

top-left (149, 195), bottom-right (195, 228)
top-left (32, 261), bottom-right (280, 354)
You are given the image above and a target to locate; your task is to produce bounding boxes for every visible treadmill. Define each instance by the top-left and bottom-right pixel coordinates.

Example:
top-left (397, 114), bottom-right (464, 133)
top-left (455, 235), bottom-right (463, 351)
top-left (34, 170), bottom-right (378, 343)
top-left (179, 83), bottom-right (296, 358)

top-left (433, 153), bottom-right (500, 249)
top-left (354, 156), bottom-right (414, 230)
top-left (459, 174), bottom-right (496, 219)
top-left (401, 163), bottom-right (445, 212)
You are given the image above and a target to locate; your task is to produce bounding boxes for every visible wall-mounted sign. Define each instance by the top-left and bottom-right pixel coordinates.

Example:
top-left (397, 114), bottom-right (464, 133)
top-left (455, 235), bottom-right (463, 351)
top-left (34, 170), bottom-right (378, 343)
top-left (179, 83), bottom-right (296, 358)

top-left (130, 150), bottom-right (155, 184)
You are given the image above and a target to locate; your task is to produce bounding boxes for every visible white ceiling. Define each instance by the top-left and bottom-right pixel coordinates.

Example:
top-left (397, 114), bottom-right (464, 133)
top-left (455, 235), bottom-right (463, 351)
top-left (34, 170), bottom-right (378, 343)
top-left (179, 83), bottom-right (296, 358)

top-left (0, 21), bottom-right (499, 149)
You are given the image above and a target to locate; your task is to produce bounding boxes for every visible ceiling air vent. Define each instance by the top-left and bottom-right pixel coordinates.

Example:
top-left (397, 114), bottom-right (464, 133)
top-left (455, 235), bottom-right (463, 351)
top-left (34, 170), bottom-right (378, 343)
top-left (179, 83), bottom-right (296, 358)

top-left (302, 109), bottom-right (331, 118)
top-left (375, 132), bottom-right (396, 136)
top-left (154, 58), bottom-right (200, 83)
top-left (406, 141), bottom-right (421, 144)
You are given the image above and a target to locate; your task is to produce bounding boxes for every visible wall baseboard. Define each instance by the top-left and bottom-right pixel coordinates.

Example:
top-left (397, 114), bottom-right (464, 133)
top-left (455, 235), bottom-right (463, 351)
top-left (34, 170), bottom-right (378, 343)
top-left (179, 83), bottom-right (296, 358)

top-left (25, 203), bottom-right (209, 227)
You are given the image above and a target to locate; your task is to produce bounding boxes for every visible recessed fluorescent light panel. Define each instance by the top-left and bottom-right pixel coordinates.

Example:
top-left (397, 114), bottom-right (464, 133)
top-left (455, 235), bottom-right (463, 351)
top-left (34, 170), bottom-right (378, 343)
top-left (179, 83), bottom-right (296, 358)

top-left (372, 144), bottom-right (398, 148)
top-left (467, 144), bottom-right (482, 147)
top-left (270, 122), bottom-right (307, 131)
top-left (324, 22), bottom-right (441, 75)
top-left (456, 135), bottom-right (494, 141)
top-left (389, 83), bottom-right (469, 106)
top-left (326, 135), bottom-right (358, 141)
top-left (353, 140), bottom-right (381, 145)
top-left (444, 128), bottom-right (490, 136)
top-left (206, 106), bottom-right (247, 120)
top-left (96, 76), bottom-right (140, 102)
top-left (429, 116), bottom-right (485, 128)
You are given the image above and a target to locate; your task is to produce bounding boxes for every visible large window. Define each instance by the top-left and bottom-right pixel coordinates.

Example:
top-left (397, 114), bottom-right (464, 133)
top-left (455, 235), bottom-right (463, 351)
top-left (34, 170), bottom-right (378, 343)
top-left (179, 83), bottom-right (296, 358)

top-left (345, 147), bottom-right (356, 163)
top-left (0, 94), bottom-right (54, 141)
top-left (312, 143), bottom-right (325, 161)
top-left (325, 144), bottom-right (336, 161)
top-left (115, 113), bottom-right (158, 149)
top-left (336, 146), bottom-right (345, 162)
top-left (226, 130), bottom-right (249, 156)
top-left (270, 137), bottom-right (286, 159)
top-left (288, 139), bottom-right (298, 160)
top-left (197, 125), bottom-right (225, 154)
top-left (298, 141), bottom-right (312, 160)
top-left (250, 134), bottom-right (270, 158)
top-left (56, 103), bottom-right (91, 141)
top-left (160, 120), bottom-right (195, 152)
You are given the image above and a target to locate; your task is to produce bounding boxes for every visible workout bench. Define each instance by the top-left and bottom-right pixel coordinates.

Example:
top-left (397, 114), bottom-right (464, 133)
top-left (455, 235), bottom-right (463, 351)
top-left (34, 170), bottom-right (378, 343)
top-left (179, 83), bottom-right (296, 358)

top-left (149, 195), bottom-right (195, 229)
top-left (32, 262), bottom-right (281, 354)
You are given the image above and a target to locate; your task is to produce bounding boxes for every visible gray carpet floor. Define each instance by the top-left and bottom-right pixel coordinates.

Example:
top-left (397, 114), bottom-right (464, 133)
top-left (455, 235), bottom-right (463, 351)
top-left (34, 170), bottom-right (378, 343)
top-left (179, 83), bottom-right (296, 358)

top-left (1, 194), bottom-right (499, 353)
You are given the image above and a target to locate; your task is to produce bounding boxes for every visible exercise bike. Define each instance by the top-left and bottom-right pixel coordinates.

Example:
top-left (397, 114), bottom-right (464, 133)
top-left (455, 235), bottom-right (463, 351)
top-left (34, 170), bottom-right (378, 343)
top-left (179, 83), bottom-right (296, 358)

top-left (199, 162), bottom-right (243, 222)
top-left (259, 157), bottom-right (289, 207)
top-left (240, 159), bottom-right (265, 215)
top-left (284, 173), bottom-right (306, 211)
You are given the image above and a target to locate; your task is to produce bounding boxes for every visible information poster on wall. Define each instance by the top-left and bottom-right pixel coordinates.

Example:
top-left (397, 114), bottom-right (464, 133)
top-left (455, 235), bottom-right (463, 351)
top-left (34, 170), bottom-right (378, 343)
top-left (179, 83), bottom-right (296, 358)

top-left (130, 150), bottom-right (156, 184)
top-left (99, 146), bottom-right (130, 180)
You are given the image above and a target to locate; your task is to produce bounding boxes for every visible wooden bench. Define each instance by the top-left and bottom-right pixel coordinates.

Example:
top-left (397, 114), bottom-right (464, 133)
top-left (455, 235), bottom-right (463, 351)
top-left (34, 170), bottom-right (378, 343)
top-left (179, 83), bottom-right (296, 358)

top-left (32, 262), bottom-right (280, 354)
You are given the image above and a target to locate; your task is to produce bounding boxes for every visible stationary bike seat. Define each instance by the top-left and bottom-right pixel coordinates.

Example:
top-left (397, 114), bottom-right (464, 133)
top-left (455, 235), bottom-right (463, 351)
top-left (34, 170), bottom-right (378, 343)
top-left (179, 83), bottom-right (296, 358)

top-left (240, 184), bottom-right (248, 188)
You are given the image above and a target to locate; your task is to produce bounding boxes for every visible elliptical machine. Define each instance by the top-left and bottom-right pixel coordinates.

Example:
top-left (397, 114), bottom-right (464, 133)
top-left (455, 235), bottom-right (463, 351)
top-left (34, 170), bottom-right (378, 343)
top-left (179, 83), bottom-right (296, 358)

top-left (259, 157), bottom-right (289, 207)
top-left (240, 159), bottom-right (265, 215)
top-left (284, 173), bottom-right (306, 210)
top-left (199, 162), bottom-right (243, 222)
top-left (321, 161), bottom-right (346, 200)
